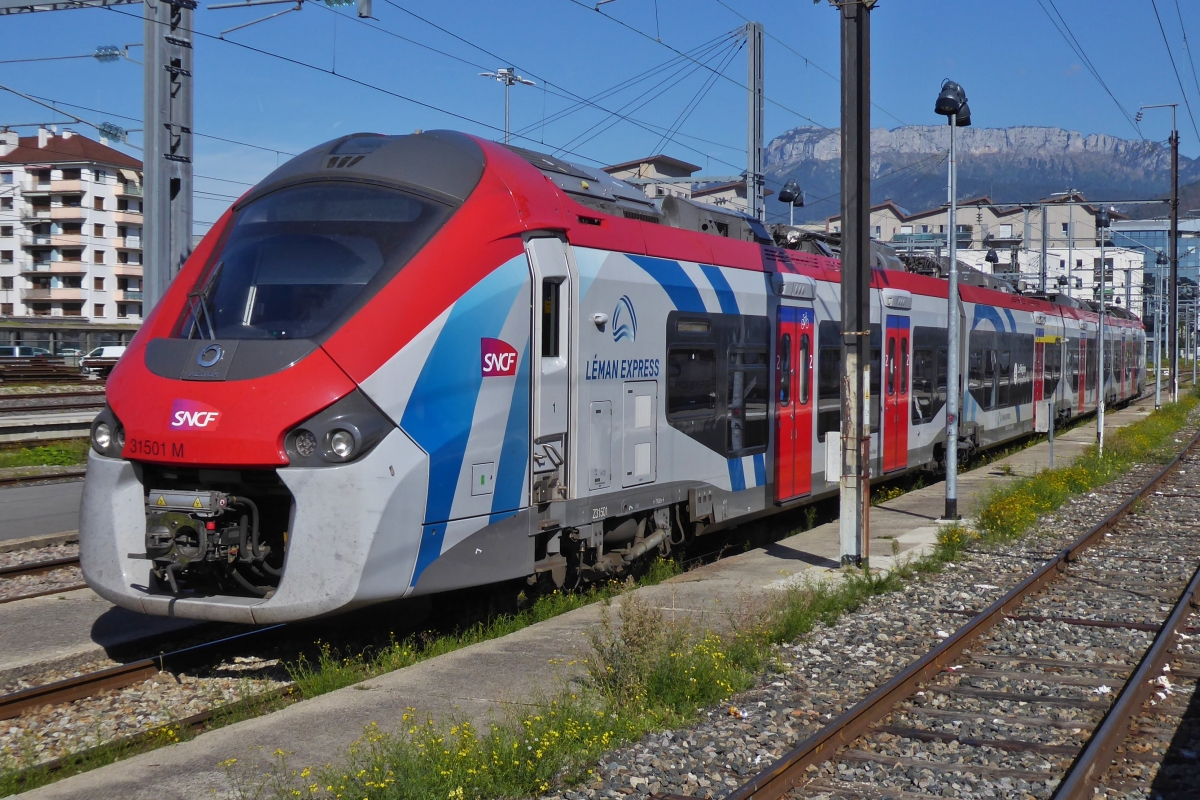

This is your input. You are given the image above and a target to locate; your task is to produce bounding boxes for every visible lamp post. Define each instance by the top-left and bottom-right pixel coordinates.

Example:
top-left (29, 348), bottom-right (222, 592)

top-left (778, 179), bottom-right (804, 226)
top-left (934, 79), bottom-right (970, 520)
top-left (479, 67), bottom-right (535, 145)
top-left (1096, 207), bottom-right (1111, 455)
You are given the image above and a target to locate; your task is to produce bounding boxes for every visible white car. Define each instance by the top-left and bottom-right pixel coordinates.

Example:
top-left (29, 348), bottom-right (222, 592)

top-left (79, 345), bottom-right (127, 376)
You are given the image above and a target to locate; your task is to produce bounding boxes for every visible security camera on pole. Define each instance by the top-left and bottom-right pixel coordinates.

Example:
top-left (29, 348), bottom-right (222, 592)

top-left (778, 179), bottom-right (805, 226)
top-left (1096, 206), bottom-right (1111, 455)
top-left (934, 79), bottom-right (970, 521)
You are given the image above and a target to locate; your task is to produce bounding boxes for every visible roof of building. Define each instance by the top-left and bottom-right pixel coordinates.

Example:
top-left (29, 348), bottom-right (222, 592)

top-left (602, 154), bottom-right (701, 176)
top-left (691, 179), bottom-right (774, 199)
top-left (0, 132), bottom-right (142, 169)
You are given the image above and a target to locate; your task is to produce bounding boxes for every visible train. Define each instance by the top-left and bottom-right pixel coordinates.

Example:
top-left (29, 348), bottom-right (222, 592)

top-left (79, 131), bottom-right (1146, 623)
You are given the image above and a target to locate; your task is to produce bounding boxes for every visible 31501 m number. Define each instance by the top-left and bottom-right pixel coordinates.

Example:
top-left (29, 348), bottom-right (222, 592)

top-left (127, 438), bottom-right (184, 458)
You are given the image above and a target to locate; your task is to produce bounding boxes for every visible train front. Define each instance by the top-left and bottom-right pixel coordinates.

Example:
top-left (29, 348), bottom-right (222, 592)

top-left (79, 131), bottom-right (534, 623)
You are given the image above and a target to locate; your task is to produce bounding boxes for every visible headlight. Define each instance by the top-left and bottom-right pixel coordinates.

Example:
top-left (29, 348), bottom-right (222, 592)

top-left (93, 422), bottom-right (112, 452)
top-left (284, 390), bottom-right (394, 467)
top-left (329, 429), bottom-right (355, 459)
top-left (294, 429), bottom-right (318, 458)
top-left (90, 405), bottom-right (125, 458)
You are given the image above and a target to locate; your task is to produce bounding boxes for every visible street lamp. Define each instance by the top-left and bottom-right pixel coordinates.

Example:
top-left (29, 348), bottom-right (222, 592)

top-left (1095, 206), bottom-right (1112, 454)
top-left (934, 79), bottom-right (969, 521)
top-left (479, 67), bottom-right (535, 145)
top-left (778, 179), bottom-right (804, 226)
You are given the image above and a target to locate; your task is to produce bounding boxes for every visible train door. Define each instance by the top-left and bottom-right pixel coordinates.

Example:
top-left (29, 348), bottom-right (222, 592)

top-left (1077, 337), bottom-right (1086, 413)
top-left (774, 305), bottom-right (814, 502)
top-left (526, 237), bottom-right (572, 504)
top-left (883, 314), bottom-right (910, 473)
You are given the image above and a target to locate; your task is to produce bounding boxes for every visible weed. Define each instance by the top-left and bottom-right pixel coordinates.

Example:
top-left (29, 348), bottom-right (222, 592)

top-left (802, 506), bottom-right (818, 531)
top-left (0, 439), bottom-right (89, 469)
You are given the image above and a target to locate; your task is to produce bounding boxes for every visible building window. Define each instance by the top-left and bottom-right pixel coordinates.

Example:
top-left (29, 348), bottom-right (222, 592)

top-left (0, 304), bottom-right (11, 315)
top-left (0, 226), bottom-right (10, 237)
top-left (0, 171), bottom-right (11, 184)
top-left (93, 250), bottom-right (105, 264)
top-left (94, 197), bottom-right (104, 211)
top-left (62, 302), bottom-right (83, 317)
top-left (63, 222), bottom-right (82, 236)
top-left (64, 195), bottom-right (82, 208)
top-left (62, 168), bottom-right (81, 181)
top-left (63, 249), bottom-right (83, 262)
top-left (94, 223), bottom-right (104, 237)
top-left (1062, 222), bottom-right (1070, 236)
top-left (94, 169), bottom-right (107, 183)
top-left (31, 303), bottom-right (50, 316)
top-left (920, 225), bottom-right (929, 233)
top-left (94, 277), bottom-right (104, 291)
top-left (1, 277), bottom-right (12, 289)
top-left (94, 303), bottom-right (104, 317)
top-left (63, 276), bottom-right (83, 289)
top-left (0, 250), bottom-right (11, 263)
top-left (0, 198), bottom-right (11, 210)
top-left (116, 198), bottom-right (127, 211)
top-left (117, 251), bottom-right (129, 265)
top-left (117, 303), bottom-right (128, 318)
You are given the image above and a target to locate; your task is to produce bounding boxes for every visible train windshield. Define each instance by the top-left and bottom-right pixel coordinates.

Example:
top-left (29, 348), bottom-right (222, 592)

top-left (178, 182), bottom-right (451, 340)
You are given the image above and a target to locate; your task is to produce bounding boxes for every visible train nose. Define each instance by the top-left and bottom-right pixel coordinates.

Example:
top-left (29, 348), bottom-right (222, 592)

top-left (79, 426), bottom-right (430, 623)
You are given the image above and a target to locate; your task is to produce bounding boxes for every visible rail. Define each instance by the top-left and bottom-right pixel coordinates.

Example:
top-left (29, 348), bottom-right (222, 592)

top-left (714, 424), bottom-right (1200, 800)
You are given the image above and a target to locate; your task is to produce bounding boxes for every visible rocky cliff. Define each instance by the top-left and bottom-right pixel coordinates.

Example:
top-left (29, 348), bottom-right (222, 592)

top-left (764, 125), bottom-right (1200, 224)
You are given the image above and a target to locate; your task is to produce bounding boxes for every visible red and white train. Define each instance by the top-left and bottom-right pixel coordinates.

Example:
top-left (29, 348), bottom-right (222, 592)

top-left (79, 131), bottom-right (1145, 623)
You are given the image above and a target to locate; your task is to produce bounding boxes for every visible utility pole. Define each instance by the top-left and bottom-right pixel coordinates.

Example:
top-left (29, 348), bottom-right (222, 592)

top-left (1096, 207), bottom-right (1108, 455)
top-left (836, 0), bottom-right (873, 569)
top-left (935, 80), bottom-right (970, 521)
top-left (746, 21), bottom-right (765, 222)
top-left (143, 0), bottom-right (194, 309)
top-left (1170, 128), bottom-right (1180, 401)
top-left (1039, 203), bottom-right (1048, 293)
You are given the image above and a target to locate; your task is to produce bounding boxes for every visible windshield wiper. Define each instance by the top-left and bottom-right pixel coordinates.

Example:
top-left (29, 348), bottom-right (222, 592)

top-left (185, 262), bottom-right (223, 340)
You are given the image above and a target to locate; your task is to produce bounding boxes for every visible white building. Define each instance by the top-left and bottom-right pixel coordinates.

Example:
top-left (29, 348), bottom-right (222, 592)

top-left (957, 245), bottom-right (1144, 314)
top-left (0, 127), bottom-right (144, 350)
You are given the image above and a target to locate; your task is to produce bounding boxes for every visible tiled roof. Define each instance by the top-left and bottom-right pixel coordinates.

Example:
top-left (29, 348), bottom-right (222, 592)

top-left (0, 133), bottom-right (142, 169)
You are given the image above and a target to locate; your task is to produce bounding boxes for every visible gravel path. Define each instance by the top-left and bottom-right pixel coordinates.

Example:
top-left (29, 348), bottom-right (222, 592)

top-left (542, 429), bottom-right (1200, 800)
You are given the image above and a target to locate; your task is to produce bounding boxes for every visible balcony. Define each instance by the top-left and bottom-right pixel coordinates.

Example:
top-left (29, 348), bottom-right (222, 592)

top-left (51, 206), bottom-right (87, 221)
top-left (117, 183), bottom-right (143, 197)
top-left (21, 205), bottom-right (51, 222)
top-left (114, 236), bottom-right (142, 249)
top-left (113, 210), bottom-right (142, 225)
top-left (111, 263), bottom-right (143, 276)
top-left (116, 290), bottom-right (143, 302)
top-left (18, 233), bottom-right (52, 247)
top-left (20, 178), bottom-right (51, 194)
top-left (21, 288), bottom-right (86, 301)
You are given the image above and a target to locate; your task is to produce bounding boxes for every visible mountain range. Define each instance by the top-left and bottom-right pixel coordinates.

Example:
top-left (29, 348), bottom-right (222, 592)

top-left (762, 125), bottom-right (1200, 225)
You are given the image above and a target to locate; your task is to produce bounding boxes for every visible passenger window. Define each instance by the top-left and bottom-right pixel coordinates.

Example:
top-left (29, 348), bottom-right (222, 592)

top-left (540, 279), bottom-right (560, 358)
top-left (778, 334), bottom-right (791, 408)
top-left (900, 337), bottom-right (909, 395)
top-left (667, 348), bottom-right (716, 418)
top-left (728, 349), bottom-right (769, 451)
top-left (799, 333), bottom-right (810, 406)
top-left (886, 338), bottom-right (896, 396)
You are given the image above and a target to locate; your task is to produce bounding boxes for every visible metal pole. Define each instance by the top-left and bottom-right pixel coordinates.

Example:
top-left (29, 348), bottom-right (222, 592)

top-left (1156, 264), bottom-right (1163, 408)
top-left (945, 115), bottom-right (960, 520)
top-left (1039, 204), bottom-right (1048, 293)
top-left (746, 21), bottom-right (765, 222)
top-left (838, 0), bottom-right (871, 567)
top-left (143, 0), bottom-right (194, 311)
top-left (503, 77), bottom-right (510, 145)
top-left (1098, 223), bottom-right (1106, 455)
top-left (1170, 127), bottom-right (1180, 402)
top-left (1067, 204), bottom-right (1073, 298)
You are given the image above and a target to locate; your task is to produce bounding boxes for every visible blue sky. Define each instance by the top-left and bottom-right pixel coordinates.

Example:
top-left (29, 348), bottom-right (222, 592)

top-left (2, 0), bottom-right (1198, 229)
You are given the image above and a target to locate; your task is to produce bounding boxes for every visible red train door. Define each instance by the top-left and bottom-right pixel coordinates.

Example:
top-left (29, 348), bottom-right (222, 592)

top-left (1033, 339), bottom-right (1045, 425)
top-left (1078, 337), bottom-right (1086, 413)
top-left (775, 306), bottom-right (813, 502)
top-left (883, 314), bottom-right (910, 473)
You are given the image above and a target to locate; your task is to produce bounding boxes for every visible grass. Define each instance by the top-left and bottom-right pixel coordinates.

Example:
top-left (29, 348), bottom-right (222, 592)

top-left (0, 438), bottom-right (89, 469)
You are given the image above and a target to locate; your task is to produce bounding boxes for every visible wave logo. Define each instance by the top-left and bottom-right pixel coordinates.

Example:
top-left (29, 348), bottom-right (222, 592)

top-left (169, 399), bottom-right (221, 431)
top-left (612, 295), bottom-right (637, 343)
top-left (481, 337), bottom-right (519, 377)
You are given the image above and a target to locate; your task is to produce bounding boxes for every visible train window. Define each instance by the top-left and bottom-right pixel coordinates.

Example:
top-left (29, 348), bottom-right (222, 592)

top-left (911, 348), bottom-right (934, 423)
top-left (900, 337), bottom-right (909, 395)
top-left (817, 321), bottom-right (841, 441)
top-left (175, 181), bottom-right (451, 340)
top-left (870, 328), bottom-right (881, 432)
top-left (996, 349), bottom-right (1011, 407)
top-left (799, 333), bottom-right (811, 406)
top-left (886, 338), bottom-right (896, 396)
top-left (968, 348), bottom-right (985, 406)
top-left (778, 334), bottom-right (792, 408)
top-left (667, 348), bottom-right (716, 418)
top-left (728, 349), bottom-right (769, 451)
top-left (541, 279), bottom-right (560, 358)
top-left (1085, 337), bottom-right (1097, 392)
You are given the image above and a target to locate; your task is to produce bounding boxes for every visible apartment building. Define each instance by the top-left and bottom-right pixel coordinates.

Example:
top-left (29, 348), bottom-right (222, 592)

top-left (0, 127), bottom-right (143, 353)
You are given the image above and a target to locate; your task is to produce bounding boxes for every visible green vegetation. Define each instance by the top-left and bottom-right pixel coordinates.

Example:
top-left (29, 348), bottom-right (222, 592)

top-left (0, 439), bottom-right (89, 469)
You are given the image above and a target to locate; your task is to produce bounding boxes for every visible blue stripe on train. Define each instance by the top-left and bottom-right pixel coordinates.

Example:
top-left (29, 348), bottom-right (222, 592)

top-left (727, 458), bottom-right (747, 491)
top-left (628, 255), bottom-right (705, 312)
top-left (491, 341), bottom-right (530, 523)
top-left (400, 257), bottom-right (527, 586)
top-left (699, 264), bottom-right (739, 315)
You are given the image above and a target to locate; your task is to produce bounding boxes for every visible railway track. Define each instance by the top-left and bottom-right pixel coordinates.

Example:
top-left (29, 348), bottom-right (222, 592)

top-left (0, 469), bottom-right (87, 488)
top-left (712, 429), bottom-right (1200, 800)
top-left (0, 554), bottom-right (86, 603)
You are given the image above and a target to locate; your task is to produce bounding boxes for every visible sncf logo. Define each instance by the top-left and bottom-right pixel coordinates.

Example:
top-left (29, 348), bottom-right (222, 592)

top-left (613, 295), bottom-right (637, 343)
top-left (169, 399), bottom-right (221, 431)
top-left (481, 338), bottom-right (518, 377)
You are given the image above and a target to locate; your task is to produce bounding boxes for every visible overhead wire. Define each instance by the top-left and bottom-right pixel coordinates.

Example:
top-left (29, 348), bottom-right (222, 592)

top-left (1175, 0), bottom-right (1200, 116)
top-left (650, 37), bottom-right (745, 155)
top-left (1149, 0), bottom-right (1200, 143)
top-left (1036, 0), bottom-right (1142, 136)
